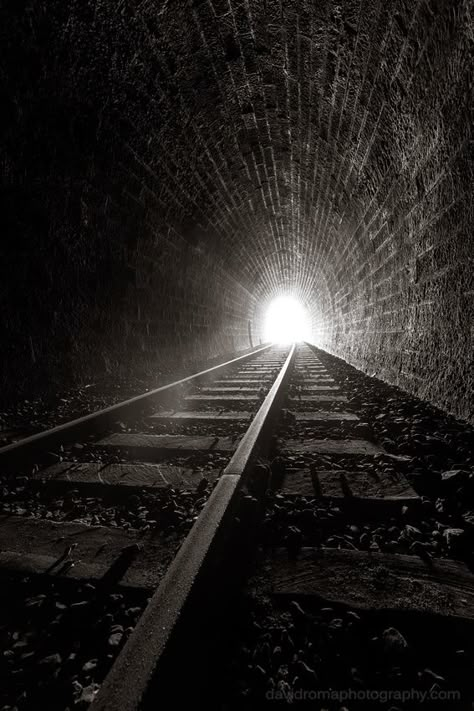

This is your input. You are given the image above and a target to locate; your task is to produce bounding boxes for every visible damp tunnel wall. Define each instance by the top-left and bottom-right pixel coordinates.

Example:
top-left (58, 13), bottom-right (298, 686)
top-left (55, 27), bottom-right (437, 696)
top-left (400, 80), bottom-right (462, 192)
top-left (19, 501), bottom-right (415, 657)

top-left (0, 0), bottom-right (472, 421)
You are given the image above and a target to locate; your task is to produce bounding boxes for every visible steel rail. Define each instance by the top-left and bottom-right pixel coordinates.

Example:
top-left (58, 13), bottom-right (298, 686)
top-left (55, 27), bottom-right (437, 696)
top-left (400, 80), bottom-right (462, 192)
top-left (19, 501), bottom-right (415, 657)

top-left (90, 344), bottom-right (296, 711)
top-left (0, 344), bottom-right (272, 468)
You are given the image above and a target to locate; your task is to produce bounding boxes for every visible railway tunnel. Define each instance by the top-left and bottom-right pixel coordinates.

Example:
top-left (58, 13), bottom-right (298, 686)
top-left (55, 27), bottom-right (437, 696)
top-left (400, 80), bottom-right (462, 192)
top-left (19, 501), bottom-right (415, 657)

top-left (1, 0), bottom-right (472, 422)
top-left (0, 3), bottom-right (474, 709)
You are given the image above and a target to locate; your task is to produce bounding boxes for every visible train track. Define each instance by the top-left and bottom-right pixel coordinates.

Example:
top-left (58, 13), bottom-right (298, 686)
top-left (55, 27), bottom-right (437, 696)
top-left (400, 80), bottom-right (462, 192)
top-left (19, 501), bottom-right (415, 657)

top-left (0, 343), bottom-right (473, 710)
top-left (0, 344), bottom-right (291, 710)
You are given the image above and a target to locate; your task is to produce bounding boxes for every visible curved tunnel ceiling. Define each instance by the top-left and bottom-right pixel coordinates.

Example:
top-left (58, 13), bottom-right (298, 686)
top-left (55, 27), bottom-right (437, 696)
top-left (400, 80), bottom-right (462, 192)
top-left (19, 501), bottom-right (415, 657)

top-left (1, 0), bottom-right (472, 419)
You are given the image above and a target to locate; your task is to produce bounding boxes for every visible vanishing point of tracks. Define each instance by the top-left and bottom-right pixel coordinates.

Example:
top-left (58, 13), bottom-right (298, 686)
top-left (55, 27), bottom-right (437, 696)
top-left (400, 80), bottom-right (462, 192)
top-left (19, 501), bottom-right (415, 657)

top-left (0, 344), bottom-right (473, 710)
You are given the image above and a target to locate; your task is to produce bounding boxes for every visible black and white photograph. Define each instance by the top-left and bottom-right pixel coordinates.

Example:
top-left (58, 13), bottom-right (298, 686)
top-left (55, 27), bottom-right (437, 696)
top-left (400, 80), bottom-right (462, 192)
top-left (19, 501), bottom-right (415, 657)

top-left (0, 1), bottom-right (472, 709)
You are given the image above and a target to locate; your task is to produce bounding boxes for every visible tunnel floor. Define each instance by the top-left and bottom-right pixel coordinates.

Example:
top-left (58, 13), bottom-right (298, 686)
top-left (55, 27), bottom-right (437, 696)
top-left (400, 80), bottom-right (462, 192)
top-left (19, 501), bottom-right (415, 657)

top-left (0, 343), bottom-right (472, 710)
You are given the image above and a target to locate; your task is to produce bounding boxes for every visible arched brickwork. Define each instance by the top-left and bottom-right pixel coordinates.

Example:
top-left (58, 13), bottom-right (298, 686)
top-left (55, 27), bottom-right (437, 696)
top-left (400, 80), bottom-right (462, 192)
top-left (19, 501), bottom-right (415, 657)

top-left (1, 0), bottom-right (472, 419)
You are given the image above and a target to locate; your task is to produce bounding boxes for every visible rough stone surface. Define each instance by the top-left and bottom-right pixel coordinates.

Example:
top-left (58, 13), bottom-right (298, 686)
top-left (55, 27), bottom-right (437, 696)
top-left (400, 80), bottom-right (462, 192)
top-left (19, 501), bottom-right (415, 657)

top-left (0, 1), bottom-right (472, 419)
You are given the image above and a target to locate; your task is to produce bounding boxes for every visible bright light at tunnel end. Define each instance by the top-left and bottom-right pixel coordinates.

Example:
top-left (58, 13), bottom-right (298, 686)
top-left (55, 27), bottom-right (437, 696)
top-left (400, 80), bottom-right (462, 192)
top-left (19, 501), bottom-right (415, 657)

top-left (263, 295), bottom-right (312, 344)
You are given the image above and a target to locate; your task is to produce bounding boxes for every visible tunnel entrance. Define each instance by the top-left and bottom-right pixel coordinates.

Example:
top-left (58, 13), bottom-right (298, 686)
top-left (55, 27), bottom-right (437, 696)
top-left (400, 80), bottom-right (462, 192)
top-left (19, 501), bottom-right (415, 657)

top-left (263, 295), bottom-right (311, 344)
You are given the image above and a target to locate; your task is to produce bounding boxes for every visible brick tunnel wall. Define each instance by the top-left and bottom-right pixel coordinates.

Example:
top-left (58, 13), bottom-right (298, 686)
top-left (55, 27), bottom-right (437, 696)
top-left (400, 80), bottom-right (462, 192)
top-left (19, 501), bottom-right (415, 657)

top-left (0, 1), bottom-right (256, 401)
top-left (308, 1), bottom-right (473, 421)
top-left (228, 0), bottom-right (473, 422)
top-left (0, 1), bottom-right (472, 420)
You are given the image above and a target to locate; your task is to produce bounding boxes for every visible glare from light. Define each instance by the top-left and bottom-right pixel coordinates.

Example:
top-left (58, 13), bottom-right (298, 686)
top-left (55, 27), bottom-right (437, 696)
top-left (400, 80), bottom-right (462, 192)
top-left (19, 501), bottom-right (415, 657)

top-left (263, 296), bottom-right (312, 344)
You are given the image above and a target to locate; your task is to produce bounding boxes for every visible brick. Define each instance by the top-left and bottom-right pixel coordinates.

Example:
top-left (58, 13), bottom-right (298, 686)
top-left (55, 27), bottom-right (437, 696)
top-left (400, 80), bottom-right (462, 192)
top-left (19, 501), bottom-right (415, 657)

top-left (0, 0), bottom-right (471, 423)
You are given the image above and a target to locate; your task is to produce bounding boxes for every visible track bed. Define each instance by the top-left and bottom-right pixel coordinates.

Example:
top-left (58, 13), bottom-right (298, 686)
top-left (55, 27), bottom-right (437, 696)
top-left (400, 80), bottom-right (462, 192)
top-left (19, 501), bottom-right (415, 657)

top-left (1, 343), bottom-right (472, 710)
